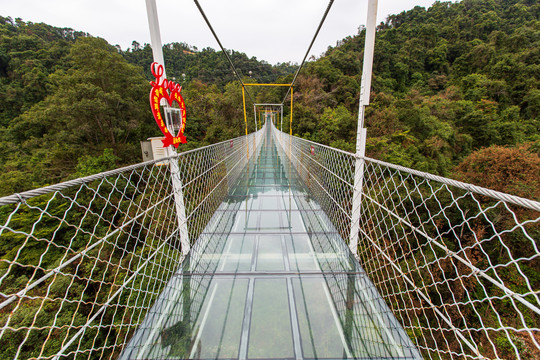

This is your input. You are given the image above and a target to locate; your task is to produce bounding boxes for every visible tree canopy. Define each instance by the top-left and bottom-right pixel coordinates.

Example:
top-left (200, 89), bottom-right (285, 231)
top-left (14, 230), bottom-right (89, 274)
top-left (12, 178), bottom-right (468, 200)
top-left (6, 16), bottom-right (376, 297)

top-left (0, 0), bottom-right (538, 197)
top-left (272, 0), bottom-right (539, 179)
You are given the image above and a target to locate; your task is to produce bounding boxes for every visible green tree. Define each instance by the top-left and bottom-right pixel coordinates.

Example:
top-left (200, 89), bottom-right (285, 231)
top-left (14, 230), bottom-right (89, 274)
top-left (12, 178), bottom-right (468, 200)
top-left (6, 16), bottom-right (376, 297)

top-left (0, 37), bottom-right (154, 196)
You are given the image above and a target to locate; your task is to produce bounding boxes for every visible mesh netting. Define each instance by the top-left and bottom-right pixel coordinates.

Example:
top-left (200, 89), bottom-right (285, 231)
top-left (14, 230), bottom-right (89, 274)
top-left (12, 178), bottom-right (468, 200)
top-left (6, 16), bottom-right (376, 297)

top-left (0, 128), bottom-right (264, 360)
top-left (273, 124), bottom-right (540, 360)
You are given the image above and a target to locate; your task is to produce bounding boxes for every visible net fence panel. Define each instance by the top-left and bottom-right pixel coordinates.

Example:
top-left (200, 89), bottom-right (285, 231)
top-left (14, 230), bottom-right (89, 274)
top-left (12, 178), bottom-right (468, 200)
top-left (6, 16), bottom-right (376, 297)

top-left (0, 162), bottom-right (181, 360)
top-left (273, 123), bottom-right (540, 360)
top-left (179, 127), bottom-right (265, 242)
top-left (272, 125), bottom-right (355, 241)
top-left (359, 158), bottom-right (540, 360)
top-left (119, 174), bottom-right (250, 360)
top-left (0, 128), bottom-right (264, 360)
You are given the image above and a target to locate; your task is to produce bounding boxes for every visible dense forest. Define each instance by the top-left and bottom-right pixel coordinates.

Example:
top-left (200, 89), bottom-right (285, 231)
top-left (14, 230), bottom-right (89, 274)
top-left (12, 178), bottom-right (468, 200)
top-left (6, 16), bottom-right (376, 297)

top-left (271, 0), bottom-right (539, 195)
top-left (0, 0), bottom-right (538, 200)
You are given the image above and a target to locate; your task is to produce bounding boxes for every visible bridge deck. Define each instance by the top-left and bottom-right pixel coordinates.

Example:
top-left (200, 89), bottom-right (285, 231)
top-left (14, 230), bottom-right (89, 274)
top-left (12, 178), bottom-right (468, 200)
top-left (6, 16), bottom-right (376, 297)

top-left (121, 125), bottom-right (420, 360)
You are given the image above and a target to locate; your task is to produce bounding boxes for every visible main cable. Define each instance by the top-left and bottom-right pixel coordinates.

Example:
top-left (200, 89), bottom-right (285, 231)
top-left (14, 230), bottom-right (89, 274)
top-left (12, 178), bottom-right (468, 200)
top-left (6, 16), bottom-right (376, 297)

top-left (193, 0), bottom-right (255, 104)
top-left (281, 0), bottom-right (335, 105)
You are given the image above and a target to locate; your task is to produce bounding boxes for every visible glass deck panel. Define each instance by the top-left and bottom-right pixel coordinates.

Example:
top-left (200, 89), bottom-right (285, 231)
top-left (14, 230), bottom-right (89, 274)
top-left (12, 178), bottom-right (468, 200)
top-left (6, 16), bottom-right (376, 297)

top-left (248, 279), bottom-right (294, 359)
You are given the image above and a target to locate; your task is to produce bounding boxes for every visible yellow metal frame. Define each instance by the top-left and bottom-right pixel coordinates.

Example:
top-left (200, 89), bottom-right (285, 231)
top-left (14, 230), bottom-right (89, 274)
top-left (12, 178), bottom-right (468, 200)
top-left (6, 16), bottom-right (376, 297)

top-left (244, 83), bottom-right (291, 87)
top-left (257, 109), bottom-right (279, 128)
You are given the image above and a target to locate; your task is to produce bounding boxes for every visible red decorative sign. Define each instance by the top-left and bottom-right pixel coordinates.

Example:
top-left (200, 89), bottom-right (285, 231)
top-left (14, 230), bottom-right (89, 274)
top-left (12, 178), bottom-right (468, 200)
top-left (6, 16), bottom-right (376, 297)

top-left (310, 145), bottom-right (315, 155)
top-left (149, 62), bottom-right (187, 148)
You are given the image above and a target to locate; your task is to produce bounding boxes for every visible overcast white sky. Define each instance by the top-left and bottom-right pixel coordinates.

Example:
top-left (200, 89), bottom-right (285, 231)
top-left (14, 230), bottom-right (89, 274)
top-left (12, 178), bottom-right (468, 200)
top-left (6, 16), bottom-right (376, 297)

top-left (1, 0), bottom-right (443, 64)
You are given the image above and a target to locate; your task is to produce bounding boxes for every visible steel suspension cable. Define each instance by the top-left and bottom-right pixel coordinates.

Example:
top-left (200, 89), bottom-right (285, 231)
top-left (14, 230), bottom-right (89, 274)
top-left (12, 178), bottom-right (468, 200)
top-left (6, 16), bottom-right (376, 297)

top-left (193, 0), bottom-right (255, 104)
top-left (281, 0), bottom-right (335, 105)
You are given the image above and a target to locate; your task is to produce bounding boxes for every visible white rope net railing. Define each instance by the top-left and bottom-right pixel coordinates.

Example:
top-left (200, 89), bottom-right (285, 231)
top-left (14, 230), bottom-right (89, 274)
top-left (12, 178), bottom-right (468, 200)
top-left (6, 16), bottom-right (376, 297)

top-left (0, 128), bottom-right (264, 360)
top-left (272, 123), bottom-right (540, 360)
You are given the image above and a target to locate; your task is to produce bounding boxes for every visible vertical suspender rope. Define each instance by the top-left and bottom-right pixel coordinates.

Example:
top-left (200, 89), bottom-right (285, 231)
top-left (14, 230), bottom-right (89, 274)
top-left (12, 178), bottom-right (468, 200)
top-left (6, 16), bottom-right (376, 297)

top-left (288, 86), bottom-right (294, 226)
top-left (253, 106), bottom-right (258, 132)
top-left (193, 0), bottom-right (255, 106)
top-left (281, 0), bottom-right (335, 107)
top-left (252, 107), bottom-right (256, 156)
top-left (280, 105), bottom-right (283, 144)
top-left (281, 105), bottom-right (284, 139)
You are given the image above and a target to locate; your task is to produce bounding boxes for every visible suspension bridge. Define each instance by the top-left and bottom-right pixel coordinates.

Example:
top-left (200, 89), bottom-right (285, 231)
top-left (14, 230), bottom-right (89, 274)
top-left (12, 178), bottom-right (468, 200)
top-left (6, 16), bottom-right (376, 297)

top-left (0, 0), bottom-right (539, 359)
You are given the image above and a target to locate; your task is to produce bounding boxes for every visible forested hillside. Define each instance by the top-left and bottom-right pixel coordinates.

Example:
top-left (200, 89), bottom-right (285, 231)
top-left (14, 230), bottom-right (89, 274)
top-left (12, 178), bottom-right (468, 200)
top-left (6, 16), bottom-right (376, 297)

top-left (124, 41), bottom-right (297, 86)
top-left (0, 0), bottom-right (539, 201)
top-left (268, 0), bottom-right (539, 195)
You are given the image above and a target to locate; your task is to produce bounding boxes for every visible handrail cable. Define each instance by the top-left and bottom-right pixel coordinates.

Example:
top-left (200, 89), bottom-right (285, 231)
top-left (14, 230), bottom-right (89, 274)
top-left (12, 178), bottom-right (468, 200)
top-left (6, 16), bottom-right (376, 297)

top-left (281, 0), bottom-right (335, 105)
top-left (193, 0), bottom-right (255, 104)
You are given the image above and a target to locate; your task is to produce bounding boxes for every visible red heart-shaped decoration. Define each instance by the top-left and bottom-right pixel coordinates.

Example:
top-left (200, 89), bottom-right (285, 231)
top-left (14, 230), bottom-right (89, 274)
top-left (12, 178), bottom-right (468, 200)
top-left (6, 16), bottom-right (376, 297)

top-left (149, 63), bottom-right (187, 148)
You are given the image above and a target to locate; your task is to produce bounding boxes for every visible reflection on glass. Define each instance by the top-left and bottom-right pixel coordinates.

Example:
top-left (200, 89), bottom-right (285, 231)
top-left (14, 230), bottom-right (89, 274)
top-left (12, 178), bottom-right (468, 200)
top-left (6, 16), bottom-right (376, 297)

top-left (293, 277), bottom-right (352, 358)
top-left (248, 279), bottom-right (294, 359)
top-left (256, 236), bottom-right (285, 271)
top-left (189, 279), bottom-right (248, 359)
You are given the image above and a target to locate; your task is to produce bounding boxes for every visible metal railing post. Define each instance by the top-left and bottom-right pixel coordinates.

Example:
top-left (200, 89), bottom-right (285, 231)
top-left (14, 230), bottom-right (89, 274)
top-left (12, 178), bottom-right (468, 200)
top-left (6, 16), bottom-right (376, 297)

top-left (167, 148), bottom-right (191, 254)
top-left (146, 0), bottom-right (190, 254)
top-left (349, 0), bottom-right (378, 256)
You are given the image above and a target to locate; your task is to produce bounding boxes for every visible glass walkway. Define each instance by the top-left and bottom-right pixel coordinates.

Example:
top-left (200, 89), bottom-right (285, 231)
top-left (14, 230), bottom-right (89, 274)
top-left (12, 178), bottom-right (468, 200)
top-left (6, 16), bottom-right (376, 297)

top-left (121, 124), bottom-right (421, 360)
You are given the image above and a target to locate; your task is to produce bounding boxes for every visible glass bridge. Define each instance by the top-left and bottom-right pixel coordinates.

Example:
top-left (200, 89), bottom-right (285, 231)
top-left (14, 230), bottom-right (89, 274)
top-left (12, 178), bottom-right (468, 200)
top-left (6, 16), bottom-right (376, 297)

top-left (121, 124), bottom-right (421, 360)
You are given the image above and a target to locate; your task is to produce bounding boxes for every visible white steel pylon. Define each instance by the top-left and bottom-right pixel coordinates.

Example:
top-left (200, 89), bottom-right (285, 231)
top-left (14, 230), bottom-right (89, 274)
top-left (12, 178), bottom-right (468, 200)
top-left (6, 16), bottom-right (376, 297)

top-left (349, 0), bottom-right (378, 256)
top-left (146, 0), bottom-right (190, 255)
